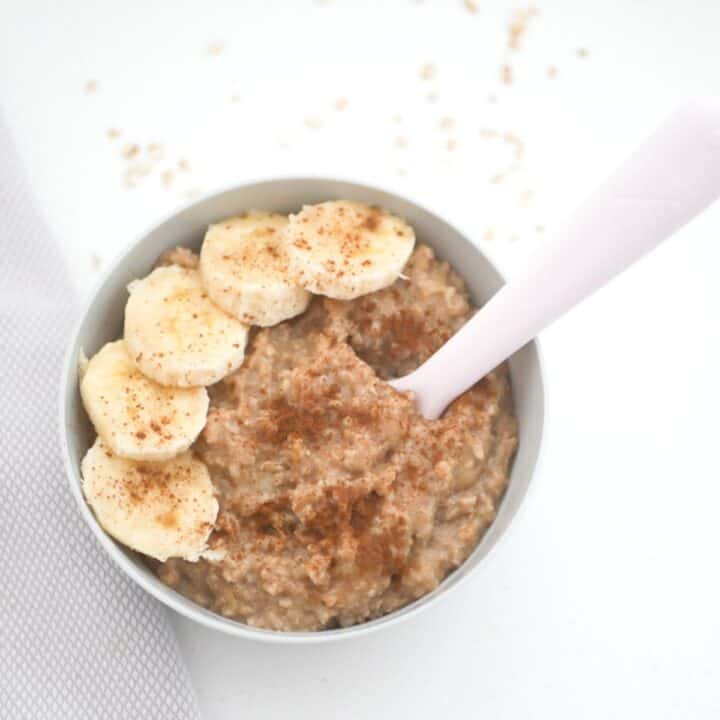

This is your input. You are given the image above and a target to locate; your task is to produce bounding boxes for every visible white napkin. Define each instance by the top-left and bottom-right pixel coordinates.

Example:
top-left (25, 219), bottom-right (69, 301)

top-left (0, 118), bottom-right (201, 719)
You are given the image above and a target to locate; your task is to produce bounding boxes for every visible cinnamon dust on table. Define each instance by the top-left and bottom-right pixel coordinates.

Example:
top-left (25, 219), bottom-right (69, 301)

top-left (546, 65), bottom-right (558, 78)
top-left (206, 42), bottom-right (224, 56)
top-left (85, 80), bottom-right (97, 94)
top-left (464, 0), bottom-right (478, 14)
top-left (333, 98), bottom-right (349, 111)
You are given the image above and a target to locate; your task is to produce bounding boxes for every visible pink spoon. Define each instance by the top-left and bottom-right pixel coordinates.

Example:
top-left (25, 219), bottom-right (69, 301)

top-left (390, 98), bottom-right (720, 419)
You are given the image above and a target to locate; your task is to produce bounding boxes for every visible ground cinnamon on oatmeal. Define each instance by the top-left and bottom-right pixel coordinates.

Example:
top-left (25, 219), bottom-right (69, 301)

top-left (151, 244), bottom-right (518, 631)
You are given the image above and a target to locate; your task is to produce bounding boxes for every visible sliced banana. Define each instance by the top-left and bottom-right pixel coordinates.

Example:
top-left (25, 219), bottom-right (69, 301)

top-left (81, 438), bottom-right (218, 562)
top-left (124, 265), bottom-right (249, 387)
top-left (80, 340), bottom-right (209, 462)
top-left (200, 211), bottom-right (311, 327)
top-left (285, 200), bottom-right (416, 300)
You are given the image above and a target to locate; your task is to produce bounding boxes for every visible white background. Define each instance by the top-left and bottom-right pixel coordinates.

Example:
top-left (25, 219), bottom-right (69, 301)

top-left (2, 0), bottom-right (720, 717)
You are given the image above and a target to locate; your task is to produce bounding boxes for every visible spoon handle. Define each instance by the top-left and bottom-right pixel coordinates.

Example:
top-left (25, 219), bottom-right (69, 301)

top-left (392, 97), bottom-right (720, 419)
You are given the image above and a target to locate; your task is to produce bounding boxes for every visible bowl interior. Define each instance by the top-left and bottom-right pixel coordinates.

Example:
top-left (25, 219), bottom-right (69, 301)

top-left (61, 178), bottom-right (544, 642)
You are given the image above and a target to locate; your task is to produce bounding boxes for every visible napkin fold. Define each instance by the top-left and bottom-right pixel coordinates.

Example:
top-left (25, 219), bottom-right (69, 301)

top-left (0, 117), bottom-right (201, 720)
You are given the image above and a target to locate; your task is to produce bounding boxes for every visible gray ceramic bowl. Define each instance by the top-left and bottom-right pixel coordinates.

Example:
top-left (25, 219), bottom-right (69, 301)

top-left (59, 177), bottom-right (546, 643)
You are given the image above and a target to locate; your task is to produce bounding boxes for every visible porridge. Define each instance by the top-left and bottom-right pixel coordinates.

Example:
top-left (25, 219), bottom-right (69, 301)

top-left (79, 201), bottom-right (517, 632)
top-left (153, 245), bottom-right (517, 630)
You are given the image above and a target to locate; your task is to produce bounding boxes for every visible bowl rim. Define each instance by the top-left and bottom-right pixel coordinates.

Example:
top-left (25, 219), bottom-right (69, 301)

top-left (59, 174), bottom-right (547, 644)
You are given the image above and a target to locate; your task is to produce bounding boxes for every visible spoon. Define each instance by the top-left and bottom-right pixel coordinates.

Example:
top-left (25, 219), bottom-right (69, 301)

top-left (390, 98), bottom-right (720, 419)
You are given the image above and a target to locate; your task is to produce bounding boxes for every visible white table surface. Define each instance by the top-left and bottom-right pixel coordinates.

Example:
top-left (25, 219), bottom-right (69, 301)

top-left (3, 0), bottom-right (720, 717)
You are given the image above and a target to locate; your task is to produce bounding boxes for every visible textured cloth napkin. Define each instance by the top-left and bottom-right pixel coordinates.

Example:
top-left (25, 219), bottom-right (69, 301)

top-left (0, 119), bottom-right (201, 719)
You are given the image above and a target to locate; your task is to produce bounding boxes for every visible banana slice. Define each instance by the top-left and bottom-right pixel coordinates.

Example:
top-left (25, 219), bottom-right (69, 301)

top-left (285, 200), bottom-right (415, 300)
top-left (80, 340), bottom-right (209, 461)
top-left (200, 211), bottom-right (311, 327)
top-left (81, 438), bottom-right (218, 562)
top-left (124, 265), bottom-right (249, 387)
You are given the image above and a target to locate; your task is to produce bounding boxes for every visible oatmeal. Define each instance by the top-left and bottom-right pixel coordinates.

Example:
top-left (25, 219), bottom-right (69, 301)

top-left (151, 245), bottom-right (518, 631)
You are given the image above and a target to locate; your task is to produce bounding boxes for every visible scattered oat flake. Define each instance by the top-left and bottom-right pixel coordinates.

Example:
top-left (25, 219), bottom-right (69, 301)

top-left (490, 172), bottom-right (505, 184)
top-left (207, 42), bottom-right (224, 55)
top-left (147, 143), bottom-right (164, 160)
top-left (446, 138), bottom-right (457, 151)
top-left (438, 117), bottom-right (455, 131)
top-left (502, 131), bottom-right (525, 162)
top-left (508, 6), bottom-right (538, 51)
top-left (577, 48), bottom-right (589, 58)
top-left (518, 189), bottom-right (533, 207)
top-left (419, 63), bottom-right (435, 81)
top-left (501, 64), bottom-right (513, 85)
top-left (464, 0), bottom-right (478, 12)
top-left (546, 65), bottom-right (558, 78)
top-left (85, 80), bottom-right (97, 94)
top-left (122, 143), bottom-right (140, 159)
top-left (304, 116), bottom-right (322, 129)
top-left (178, 158), bottom-right (190, 172)
top-left (394, 136), bottom-right (408, 149)
top-left (334, 98), bottom-right (349, 111)
top-left (161, 170), bottom-right (175, 189)
top-left (107, 128), bottom-right (121, 139)
top-left (124, 163), bottom-right (152, 186)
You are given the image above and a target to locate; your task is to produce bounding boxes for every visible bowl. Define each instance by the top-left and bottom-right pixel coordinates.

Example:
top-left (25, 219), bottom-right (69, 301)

top-left (59, 177), bottom-right (546, 643)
